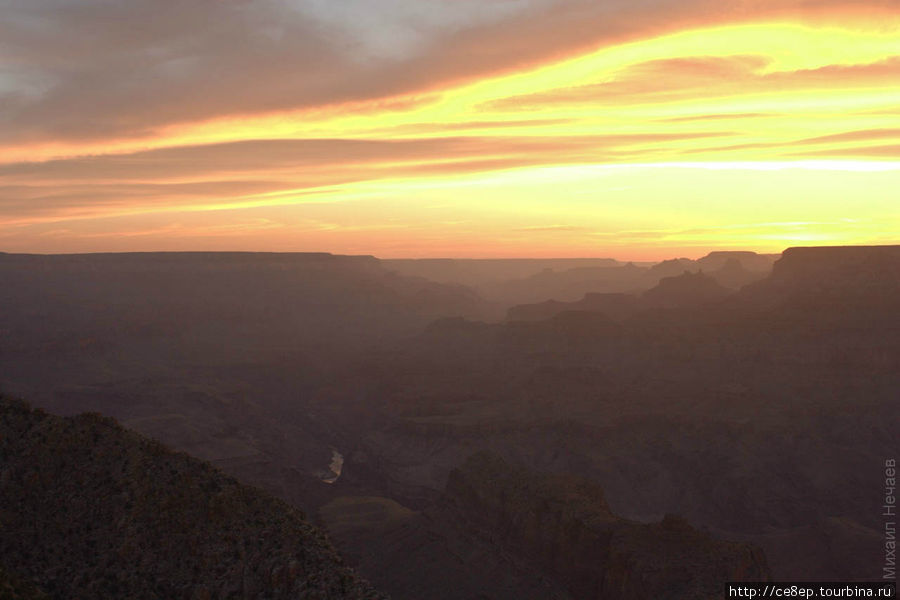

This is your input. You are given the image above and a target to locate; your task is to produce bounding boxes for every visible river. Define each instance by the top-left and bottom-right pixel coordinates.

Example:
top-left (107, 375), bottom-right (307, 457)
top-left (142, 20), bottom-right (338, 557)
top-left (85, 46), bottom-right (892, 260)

top-left (320, 447), bottom-right (344, 484)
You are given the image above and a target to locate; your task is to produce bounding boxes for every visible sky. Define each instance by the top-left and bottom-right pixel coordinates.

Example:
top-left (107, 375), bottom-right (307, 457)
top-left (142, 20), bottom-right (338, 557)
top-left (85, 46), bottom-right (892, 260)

top-left (1, 0), bottom-right (899, 259)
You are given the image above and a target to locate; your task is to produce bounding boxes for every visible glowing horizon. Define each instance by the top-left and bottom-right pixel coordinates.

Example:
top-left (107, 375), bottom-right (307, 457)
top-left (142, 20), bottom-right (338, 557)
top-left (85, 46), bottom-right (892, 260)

top-left (1, 3), bottom-right (898, 260)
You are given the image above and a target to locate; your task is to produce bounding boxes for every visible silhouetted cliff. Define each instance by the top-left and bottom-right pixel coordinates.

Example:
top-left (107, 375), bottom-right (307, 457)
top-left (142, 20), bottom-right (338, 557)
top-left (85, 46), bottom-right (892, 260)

top-left (736, 245), bottom-right (900, 316)
top-left (772, 245), bottom-right (900, 280)
top-left (507, 270), bottom-right (731, 322)
top-left (443, 452), bottom-right (770, 599)
top-left (697, 251), bottom-right (776, 273)
top-left (710, 257), bottom-right (767, 290)
top-left (642, 271), bottom-right (730, 309)
top-left (507, 293), bottom-right (637, 322)
top-left (0, 397), bottom-right (384, 599)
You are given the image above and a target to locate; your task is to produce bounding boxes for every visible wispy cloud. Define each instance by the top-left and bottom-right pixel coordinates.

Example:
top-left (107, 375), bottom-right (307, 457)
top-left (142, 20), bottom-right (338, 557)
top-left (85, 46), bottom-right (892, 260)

top-left (512, 225), bottom-right (589, 232)
top-left (2, 1), bottom-right (899, 256)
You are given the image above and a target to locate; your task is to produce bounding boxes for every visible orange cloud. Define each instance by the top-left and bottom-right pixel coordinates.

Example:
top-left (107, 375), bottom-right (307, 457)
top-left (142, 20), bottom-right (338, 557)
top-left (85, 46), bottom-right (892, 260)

top-left (795, 145), bottom-right (900, 158)
top-left (798, 128), bottom-right (900, 145)
top-left (485, 55), bottom-right (900, 112)
top-left (2, 4), bottom-right (898, 257)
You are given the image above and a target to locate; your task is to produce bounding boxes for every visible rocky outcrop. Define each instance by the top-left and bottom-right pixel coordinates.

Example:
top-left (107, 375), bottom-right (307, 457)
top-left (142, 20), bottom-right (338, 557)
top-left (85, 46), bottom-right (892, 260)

top-left (697, 251), bottom-right (776, 273)
top-left (507, 271), bottom-right (735, 323)
top-left (444, 452), bottom-right (770, 599)
top-left (641, 271), bottom-right (731, 309)
top-left (383, 258), bottom-right (621, 290)
top-left (490, 264), bottom-right (648, 304)
top-left (646, 252), bottom-right (774, 278)
top-left (710, 258), bottom-right (768, 290)
top-left (0, 397), bottom-right (384, 600)
top-left (770, 245), bottom-right (900, 286)
top-left (318, 495), bottom-right (572, 600)
top-left (507, 293), bottom-right (638, 322)
top-left (643, 257), bottom-right (696, 279)
top-left (736, 245), bottom-right (900, 316)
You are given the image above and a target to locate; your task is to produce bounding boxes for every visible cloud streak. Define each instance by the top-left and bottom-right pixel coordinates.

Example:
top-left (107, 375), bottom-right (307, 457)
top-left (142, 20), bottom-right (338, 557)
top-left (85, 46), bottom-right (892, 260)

top-left (3, 0), bottom-right (895, 145)
top-left (1, 0), bottom-right (898, 256)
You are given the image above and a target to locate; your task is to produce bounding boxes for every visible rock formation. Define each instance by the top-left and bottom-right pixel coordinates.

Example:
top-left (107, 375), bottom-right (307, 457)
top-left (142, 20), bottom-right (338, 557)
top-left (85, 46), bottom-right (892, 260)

top-left (0, 397), bottom-right (384, 599)
top-left (641, 271), bottom-right (731, 309)
top-left (443, 452), bottom-right (770, 599)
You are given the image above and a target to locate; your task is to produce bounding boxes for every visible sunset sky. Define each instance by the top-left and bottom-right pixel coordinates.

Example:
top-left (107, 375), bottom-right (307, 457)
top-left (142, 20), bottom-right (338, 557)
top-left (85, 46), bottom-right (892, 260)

top-left (2, 0), bottom-right (899, 259)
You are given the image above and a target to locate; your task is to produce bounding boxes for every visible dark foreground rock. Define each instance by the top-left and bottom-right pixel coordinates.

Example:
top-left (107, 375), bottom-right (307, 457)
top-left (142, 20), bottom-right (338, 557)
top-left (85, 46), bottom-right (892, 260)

top-left (0, 397), bottom-right (385, 600)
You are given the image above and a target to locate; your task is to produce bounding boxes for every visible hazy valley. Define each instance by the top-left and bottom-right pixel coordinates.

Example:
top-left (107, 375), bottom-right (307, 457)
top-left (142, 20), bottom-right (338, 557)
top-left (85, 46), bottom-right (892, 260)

top-left (1, 245), bottom-right (897, 597)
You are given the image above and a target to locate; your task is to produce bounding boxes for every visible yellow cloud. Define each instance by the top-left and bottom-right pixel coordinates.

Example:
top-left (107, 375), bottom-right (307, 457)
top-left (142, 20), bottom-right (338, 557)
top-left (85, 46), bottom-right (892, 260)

top-left (3, 16), bottom-right (899, 256)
